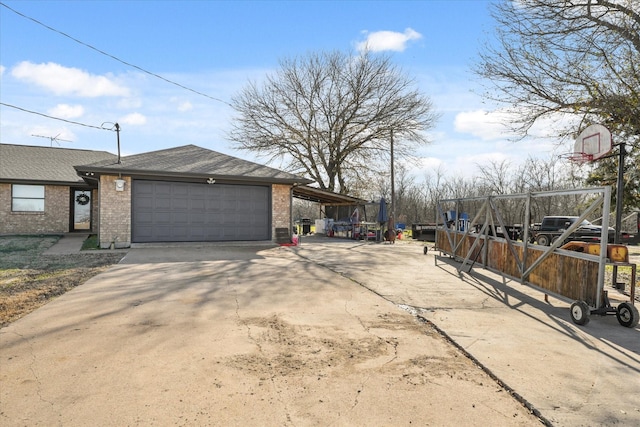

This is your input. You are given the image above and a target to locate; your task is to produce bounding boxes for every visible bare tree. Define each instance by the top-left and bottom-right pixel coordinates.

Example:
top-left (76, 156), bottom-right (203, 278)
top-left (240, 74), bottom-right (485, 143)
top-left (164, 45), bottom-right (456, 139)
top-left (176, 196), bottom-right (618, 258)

top-left (229, 50), bottom-right (439, 194)
top-left (476, 159), bottom-right (513, 195)
top-left (476, 0), bottom-right (640, 141)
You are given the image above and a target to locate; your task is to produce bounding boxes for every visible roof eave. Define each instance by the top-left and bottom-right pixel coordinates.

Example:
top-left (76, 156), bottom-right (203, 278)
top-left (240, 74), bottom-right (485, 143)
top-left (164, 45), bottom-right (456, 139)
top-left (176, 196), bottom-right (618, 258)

top-left (0, 177), bottom-right (91, 187)
top-left (292, 185), bottom-right (367, 205)
top-left (74, 166), bottom-right (313, 185)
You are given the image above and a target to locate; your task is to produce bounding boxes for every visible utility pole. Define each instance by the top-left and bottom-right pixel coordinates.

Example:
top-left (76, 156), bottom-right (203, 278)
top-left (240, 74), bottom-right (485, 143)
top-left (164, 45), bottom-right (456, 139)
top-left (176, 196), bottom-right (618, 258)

top-left (115, 123), bottom-right (121, 164)
top-left (390, 129), bottom-right (396, 227)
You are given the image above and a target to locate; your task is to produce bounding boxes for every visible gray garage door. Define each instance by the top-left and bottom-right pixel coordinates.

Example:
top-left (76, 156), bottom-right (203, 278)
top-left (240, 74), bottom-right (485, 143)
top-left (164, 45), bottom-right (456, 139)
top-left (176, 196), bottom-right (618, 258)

top-left (132, 180), bottom-right (271, 243)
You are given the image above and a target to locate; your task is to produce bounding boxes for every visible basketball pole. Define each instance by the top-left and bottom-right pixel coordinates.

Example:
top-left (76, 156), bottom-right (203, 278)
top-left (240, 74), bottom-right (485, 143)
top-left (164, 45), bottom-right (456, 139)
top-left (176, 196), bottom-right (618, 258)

top-left (611, 140), bottom-right (625, 292)
top-left (614, 141), bottom-right (626, 244)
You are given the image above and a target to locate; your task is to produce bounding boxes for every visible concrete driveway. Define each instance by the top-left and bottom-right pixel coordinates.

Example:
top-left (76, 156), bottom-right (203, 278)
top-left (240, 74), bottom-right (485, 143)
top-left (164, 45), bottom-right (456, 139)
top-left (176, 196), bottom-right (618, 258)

top-left (1, 238), bottom-right (638, 426)
top-left (296, 238), bottom-right (640, 426)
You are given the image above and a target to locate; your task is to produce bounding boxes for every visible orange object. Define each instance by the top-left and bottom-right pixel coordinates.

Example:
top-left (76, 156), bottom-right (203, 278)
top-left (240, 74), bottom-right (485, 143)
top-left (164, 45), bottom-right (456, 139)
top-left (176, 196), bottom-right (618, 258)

top-left (560, 241), bottom-right (629, 263)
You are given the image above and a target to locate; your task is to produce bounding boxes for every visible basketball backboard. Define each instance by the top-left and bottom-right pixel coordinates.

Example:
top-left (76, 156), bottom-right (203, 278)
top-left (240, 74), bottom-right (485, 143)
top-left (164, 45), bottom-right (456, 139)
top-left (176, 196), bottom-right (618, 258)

top-left (571, 124), bottom-right (612, 164)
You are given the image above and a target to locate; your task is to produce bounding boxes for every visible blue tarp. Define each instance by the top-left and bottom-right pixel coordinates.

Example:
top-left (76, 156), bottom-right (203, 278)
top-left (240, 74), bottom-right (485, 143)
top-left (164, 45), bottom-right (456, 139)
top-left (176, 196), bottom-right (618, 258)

top-left (377, 197), bottom-right (388, 224)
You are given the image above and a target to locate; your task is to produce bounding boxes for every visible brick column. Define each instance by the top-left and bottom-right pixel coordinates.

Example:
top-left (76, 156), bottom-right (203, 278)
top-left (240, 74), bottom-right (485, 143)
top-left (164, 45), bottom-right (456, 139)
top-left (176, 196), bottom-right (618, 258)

top-left (272, 184), bottom-right (291, 240)
top-left (99, 175), bottom-right (131, 248)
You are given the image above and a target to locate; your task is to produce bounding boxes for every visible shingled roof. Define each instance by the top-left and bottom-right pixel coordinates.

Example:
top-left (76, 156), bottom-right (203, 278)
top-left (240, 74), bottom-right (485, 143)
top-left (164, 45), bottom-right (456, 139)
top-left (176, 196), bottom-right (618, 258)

top-left (75, 144), bottom-right (311, 184)
top-left (0, 144), bottom-right (117, 185)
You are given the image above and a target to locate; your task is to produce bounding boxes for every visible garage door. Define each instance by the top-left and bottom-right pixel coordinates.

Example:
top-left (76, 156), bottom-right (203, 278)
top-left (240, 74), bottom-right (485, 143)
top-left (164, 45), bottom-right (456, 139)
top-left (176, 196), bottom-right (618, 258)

top-left (132, 180), bottom-right (271, 242)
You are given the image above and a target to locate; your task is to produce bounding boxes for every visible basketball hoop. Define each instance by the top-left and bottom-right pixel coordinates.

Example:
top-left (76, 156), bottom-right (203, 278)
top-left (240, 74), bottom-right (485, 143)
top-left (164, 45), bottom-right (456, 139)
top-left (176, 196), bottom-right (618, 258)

top-left (568, 152), bottom-right (594, 165)
top-left (573, 124), bottom-right (612, 162)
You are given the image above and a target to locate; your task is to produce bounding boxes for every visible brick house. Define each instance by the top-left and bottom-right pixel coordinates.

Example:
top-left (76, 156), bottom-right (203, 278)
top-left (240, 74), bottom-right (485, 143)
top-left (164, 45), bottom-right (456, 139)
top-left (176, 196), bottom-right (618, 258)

top-left (0, 144), bottom-right (311, 248)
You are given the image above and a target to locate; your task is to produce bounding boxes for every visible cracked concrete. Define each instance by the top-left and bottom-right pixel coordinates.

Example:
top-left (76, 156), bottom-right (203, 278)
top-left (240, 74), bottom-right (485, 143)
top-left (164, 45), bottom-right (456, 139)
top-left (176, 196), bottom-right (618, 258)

top-left (0, 240), bottom-right (571, 426)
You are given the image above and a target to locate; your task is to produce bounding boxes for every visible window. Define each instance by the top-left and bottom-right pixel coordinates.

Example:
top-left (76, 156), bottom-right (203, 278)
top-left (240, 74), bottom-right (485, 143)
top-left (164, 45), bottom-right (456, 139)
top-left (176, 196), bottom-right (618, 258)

top-left (12, 184), bottom-right (45, 212)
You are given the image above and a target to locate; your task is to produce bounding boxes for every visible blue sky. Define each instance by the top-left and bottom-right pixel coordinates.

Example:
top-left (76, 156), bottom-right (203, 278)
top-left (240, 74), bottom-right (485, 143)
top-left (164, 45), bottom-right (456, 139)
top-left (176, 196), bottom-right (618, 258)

top-left (0, 0), bottom-right (565, 180)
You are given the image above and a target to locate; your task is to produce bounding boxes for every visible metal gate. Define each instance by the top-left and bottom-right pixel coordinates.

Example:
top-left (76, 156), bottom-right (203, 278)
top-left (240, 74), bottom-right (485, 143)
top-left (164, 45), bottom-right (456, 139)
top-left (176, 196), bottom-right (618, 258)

top-left (434, 187), bottom-right (638, 327)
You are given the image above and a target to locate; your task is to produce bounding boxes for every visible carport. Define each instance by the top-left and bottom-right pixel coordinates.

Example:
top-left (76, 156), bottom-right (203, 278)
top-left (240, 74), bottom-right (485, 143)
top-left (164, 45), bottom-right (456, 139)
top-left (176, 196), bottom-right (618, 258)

top-left (292, 185), bottom-right (373, 236)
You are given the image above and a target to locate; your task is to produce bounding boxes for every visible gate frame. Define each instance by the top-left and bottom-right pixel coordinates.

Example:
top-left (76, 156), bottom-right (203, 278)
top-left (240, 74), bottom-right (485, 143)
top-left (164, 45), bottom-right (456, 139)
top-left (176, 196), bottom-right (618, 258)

top-left (435, 187), bottom-right (612, 309)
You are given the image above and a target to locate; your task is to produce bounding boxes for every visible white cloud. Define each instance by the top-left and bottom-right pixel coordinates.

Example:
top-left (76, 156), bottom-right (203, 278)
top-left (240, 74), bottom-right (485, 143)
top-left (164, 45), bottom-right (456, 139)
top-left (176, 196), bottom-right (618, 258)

top-left (119, 112), bottom-right (147, 126)
top-left (417, 156), bottom-right (445, 172)
top-left (454, 109), bottom-right (517, 140)
top-left (0, 65), bottom-right (5, 77)
top-left (11, 61), bottom-right (130, 97)
top-left (48, 104), bottom-right (84, 119)
top-left (117, 97), bottom-right (142, 109)
top-left (357, 28), bottom-right (422, 52)
top-left (178, 101), bottom-right (193, 112)
top-left (465, 151), bottom-right (512, 166)
top-left (169, 97), bottom-right (193, 112)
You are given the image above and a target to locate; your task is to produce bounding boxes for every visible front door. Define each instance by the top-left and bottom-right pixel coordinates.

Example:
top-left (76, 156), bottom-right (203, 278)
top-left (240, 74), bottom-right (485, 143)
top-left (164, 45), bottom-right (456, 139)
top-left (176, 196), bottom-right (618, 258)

top-left (71, 189), bottom-right (92, 231)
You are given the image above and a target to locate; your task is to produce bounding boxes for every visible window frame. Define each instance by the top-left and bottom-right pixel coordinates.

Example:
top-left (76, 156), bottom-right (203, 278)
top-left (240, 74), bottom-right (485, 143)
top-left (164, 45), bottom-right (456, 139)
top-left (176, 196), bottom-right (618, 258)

top-left (11, 184), bottom-right (45, 212)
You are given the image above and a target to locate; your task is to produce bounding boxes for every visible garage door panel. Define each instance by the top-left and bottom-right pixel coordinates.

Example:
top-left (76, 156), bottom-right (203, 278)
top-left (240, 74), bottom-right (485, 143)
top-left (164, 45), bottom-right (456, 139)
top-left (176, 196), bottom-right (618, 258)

top-left (189, 212), bottom-right (206, 224)
top-left (154, 212), bottom-right (172, 223)
top-left (155, 198), bottom-right (172, 210)
top-left (190, 199), bottom-right (206, 211)
top-left (135, 226), bottom-right (153, 240)
top-left (171, 213), bottom-right (188, 224)
top-left (135, 196), bottom-right (154, 209)
top-left (132, 180), bottom-right (271, 242)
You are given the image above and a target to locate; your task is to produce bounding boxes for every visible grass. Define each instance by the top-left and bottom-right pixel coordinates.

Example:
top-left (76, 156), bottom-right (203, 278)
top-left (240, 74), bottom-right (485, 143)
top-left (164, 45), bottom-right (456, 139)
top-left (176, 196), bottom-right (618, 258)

top-left (0, 235), bottom-right (61, 269)
top-left (81, 234), bottom-right (99, 250)
top-left (0, 235), bottom-right (125, 327)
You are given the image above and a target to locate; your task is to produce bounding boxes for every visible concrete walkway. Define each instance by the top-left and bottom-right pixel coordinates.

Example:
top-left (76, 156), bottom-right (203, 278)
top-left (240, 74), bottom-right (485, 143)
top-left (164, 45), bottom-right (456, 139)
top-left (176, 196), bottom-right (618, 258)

top-left (42, 233), bottom-right (89, 255)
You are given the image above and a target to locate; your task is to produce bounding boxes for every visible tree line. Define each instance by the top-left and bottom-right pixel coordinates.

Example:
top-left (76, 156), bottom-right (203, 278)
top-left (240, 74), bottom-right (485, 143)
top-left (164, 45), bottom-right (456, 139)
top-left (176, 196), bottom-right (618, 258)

top-left (293, 154), bottom-right (603, 227)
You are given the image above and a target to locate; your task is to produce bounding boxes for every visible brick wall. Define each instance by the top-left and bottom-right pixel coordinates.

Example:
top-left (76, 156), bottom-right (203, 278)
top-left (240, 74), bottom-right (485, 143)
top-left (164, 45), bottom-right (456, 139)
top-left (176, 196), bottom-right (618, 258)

top-left (0, 183), bottom-right (70, 234)
top-left (272, 184), bottom-right (291, 239)
top-left (90, 188), bottom-right (99, 234)
top-left (98, 175), bottom-right (131, 248)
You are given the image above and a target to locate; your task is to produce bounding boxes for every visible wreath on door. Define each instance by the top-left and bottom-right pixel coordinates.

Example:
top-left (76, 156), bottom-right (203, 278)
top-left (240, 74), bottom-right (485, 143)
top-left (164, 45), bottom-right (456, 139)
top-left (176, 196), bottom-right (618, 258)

top-left (76, 193), bottom-right (90, 205)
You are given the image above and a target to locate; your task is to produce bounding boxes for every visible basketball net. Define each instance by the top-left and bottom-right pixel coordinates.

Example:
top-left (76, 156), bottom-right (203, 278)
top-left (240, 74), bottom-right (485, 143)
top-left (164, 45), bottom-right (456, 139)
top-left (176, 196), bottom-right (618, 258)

top-left (568, 152), bottom-right (594, 165)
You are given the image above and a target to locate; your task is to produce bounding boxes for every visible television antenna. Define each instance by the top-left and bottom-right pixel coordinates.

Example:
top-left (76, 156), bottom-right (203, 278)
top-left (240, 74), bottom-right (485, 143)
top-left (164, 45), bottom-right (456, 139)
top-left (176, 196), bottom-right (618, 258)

top-left (31, 133), bottom-right (73, 147)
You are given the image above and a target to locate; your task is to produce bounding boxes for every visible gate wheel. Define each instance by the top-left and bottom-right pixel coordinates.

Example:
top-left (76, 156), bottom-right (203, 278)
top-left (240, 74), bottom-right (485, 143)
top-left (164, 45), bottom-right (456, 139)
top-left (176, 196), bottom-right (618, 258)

top-left (570, 300), bottom-right (590, 326)
top-left (424, 246), bottom-right (428, 255)
top-left (616, 302), bottom-right (639, 328)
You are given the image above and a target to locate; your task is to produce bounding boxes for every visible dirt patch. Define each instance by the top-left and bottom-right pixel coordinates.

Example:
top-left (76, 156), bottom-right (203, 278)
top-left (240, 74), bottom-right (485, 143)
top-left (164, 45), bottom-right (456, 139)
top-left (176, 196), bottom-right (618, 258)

top-left (0, 235), bottom-right (124, 327)
top-left (228, 313), bottom-right (470, 383)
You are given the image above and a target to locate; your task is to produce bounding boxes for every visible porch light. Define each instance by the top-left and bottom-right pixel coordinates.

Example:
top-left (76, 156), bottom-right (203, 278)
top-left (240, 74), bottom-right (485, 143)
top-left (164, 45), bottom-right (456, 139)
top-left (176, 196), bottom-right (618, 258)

top-left (115, 179), bottom-right (126, 191)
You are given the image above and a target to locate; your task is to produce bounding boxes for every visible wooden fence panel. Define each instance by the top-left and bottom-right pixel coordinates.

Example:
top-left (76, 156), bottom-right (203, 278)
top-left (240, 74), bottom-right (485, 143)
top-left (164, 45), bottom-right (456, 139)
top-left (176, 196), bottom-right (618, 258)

top-left (436, 230), bottom-right (599, 306)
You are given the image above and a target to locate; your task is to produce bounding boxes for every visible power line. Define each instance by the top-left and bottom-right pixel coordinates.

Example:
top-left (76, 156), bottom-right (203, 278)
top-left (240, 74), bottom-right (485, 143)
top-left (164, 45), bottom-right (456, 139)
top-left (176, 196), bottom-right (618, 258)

top-left (0, 2), bottom-right (232, 107)
top-left (0, 102), bottom-right (114, 131)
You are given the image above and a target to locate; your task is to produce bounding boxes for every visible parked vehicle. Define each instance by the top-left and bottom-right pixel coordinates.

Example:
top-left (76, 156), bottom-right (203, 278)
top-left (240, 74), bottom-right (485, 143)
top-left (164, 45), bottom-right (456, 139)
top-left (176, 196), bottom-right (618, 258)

top-left (411, 223), bottom-right (438, 242)
top-left (529, 216), bottom-right (615, 246)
